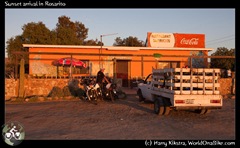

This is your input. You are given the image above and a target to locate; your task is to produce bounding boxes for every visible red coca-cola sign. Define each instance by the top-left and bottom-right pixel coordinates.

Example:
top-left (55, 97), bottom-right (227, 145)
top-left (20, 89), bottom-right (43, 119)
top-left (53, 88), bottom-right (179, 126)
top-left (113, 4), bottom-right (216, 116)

top-left (174, 33), bottom-right (205, 48)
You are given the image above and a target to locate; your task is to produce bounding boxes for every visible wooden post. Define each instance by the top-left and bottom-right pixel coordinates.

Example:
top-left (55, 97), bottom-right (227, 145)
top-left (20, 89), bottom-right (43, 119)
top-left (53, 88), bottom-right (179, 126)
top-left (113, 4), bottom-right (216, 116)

top-left (14, 54), bottom-right (18, 79)
top-left (180, 68), bottom-right (183, 95)
top-left (232, 78), bottom-right (235, 95)
top-left (113, 58), bottom-right (116, 83)
top-left (190, 57), bottom-right (192, 68)
top-left (70, 55), bottom-right (72, 79)
top-left (213, 69), bottom-right (215, 95)
top-left (190, 67), bottom-right (193, 94)
top-left (19, 58), bottom-right (25, 98)
top-left (203, 69), bottom-right (205, 94)
top-left (141, 56), bottom-right (144, 79)
top-left (155, 59), bottom-right (158, 69)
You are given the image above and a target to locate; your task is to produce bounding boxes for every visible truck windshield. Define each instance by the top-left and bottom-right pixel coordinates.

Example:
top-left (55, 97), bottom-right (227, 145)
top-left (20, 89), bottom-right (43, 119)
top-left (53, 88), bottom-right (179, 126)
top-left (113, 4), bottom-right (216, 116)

top-left (144, 74), bottom-right (152, 84)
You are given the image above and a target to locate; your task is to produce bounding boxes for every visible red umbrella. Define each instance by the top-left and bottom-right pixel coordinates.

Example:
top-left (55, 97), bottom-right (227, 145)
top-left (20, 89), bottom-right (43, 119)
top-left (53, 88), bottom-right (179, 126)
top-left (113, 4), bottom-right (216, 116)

top-left (52, 57), bottom-right (86, 68)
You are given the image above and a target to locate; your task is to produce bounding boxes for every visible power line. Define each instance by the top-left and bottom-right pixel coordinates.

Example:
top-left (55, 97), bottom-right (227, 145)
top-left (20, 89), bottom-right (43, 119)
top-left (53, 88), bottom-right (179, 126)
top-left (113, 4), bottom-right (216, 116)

top-left (206, 37), bottom-right (235, 46)
top-left (206, 34), bottom-right (235, 43)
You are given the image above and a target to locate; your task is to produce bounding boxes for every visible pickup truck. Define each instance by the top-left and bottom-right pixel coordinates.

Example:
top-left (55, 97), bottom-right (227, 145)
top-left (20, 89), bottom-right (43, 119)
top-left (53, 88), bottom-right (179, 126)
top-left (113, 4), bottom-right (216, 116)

top-left (137, 68), bottom-right (223, 115)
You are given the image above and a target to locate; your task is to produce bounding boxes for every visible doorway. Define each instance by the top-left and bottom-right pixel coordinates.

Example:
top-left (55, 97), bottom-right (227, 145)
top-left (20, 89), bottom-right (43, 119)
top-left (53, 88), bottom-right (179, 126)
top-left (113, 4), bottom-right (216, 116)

top-left (116, 60), bottom-right (129, 87)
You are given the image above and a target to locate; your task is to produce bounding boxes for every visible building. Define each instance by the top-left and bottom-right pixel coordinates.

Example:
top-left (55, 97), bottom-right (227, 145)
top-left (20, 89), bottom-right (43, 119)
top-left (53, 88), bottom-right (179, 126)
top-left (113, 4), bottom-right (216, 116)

top-left (23, 32), bottom-right (213, 87)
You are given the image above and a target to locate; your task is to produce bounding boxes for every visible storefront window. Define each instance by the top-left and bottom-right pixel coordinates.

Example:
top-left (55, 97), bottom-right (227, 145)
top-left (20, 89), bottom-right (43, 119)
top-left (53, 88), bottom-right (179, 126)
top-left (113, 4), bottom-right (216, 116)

top-left (157, 61), bottom-right (180, 69)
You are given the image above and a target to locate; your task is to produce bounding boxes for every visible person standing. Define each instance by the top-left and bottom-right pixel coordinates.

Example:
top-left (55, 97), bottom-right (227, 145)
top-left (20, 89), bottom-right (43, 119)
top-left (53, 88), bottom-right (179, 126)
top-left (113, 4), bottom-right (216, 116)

top-left (227, 69), bottom-right (232, 78)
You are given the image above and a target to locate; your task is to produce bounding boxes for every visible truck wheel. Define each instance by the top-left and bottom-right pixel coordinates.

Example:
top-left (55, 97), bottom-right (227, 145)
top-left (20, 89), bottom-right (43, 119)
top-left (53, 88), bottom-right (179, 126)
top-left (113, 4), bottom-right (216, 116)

top-left (199, 109), bottom-right (206, 114)
top-left (163, 106), bottom-right (170, 115)
top-left (195, 109), bottom-right (211, 114)
top-left (204, 109), bottom-right (211, 114)
top-left (163, 98), bottom-right (171, 116)
top-left (137, 89), bottom-right (145, 102)
top-left (159, 106), bottom-right (165, 115)
top-left (154, 99), bottom-right (164, 115)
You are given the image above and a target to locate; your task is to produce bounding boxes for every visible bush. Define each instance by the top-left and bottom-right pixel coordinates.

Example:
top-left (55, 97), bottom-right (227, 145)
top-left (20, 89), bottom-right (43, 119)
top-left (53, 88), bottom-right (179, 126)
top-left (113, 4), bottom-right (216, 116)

top-left (47, 86), bottom-right (64, 98)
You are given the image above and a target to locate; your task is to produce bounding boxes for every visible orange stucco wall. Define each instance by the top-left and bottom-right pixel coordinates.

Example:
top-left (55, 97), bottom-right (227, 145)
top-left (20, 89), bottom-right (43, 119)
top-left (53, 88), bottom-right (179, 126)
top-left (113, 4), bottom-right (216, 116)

top-left (28, 46), bottom-right (206, 79)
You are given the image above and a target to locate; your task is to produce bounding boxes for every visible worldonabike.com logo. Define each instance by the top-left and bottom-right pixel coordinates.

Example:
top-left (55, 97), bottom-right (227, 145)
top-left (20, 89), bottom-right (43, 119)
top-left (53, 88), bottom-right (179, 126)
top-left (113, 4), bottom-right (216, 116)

top-left (2, 121), bottom-right (25, 146)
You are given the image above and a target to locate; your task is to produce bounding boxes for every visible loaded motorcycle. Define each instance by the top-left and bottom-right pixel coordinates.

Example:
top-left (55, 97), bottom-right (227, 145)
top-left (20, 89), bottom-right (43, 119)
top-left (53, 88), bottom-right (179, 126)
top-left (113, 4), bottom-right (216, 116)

top-left (82, 78), bottom-right (103, 104)
top-left (101, 77), bottom-right (119, 102)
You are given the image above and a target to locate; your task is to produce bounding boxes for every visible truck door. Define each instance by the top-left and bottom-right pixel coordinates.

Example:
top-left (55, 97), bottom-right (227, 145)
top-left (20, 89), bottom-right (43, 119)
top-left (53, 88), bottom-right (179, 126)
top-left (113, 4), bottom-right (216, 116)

top-left (141, 74), bottom-right (153, 101)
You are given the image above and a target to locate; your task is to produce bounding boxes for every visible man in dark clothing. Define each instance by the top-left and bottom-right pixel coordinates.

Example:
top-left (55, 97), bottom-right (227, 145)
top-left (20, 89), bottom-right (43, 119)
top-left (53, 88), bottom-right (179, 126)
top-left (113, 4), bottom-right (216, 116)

top-left (96, 68), bottom-right (110, 89)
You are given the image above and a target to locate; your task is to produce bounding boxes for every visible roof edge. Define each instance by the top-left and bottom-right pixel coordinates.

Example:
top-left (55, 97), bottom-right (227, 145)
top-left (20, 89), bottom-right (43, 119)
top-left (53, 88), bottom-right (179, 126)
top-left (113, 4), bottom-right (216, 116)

top-left (22, 44), bottom-right (213, 51)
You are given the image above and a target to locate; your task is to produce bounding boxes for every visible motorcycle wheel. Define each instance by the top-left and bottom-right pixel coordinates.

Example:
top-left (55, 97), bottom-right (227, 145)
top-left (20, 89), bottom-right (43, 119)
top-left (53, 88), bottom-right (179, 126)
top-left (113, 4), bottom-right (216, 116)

top-left (96, 88), bottom-right (103, 101)
top-left (87, 90), bottom-right (97, 105)
top-left (109, 91), bottom-right (115, 102)
top-left (92, 90), bottom-right (98, 105)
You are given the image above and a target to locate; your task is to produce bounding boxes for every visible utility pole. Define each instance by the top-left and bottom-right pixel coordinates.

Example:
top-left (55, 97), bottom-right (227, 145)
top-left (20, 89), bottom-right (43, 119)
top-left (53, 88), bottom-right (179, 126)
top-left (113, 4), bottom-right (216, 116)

top-left (99, 33), bottom-right (118, 69)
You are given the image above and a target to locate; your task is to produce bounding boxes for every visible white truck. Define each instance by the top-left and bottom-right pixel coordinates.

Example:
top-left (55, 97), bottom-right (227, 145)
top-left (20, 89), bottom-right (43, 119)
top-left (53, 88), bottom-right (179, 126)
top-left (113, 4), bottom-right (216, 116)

top-left (137, 68), bottom-right (223, 115)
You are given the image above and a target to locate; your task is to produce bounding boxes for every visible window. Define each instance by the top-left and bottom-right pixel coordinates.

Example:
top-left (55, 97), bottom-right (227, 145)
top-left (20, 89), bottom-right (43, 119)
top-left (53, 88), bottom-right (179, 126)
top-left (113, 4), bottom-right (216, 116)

top-left (157, 61), bottom-right (180, 69)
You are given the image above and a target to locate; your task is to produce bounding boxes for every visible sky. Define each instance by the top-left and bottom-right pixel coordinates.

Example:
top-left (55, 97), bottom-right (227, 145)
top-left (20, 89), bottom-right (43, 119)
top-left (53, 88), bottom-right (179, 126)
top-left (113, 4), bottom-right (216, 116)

top-left (5, 8), bottom-right (235, 57)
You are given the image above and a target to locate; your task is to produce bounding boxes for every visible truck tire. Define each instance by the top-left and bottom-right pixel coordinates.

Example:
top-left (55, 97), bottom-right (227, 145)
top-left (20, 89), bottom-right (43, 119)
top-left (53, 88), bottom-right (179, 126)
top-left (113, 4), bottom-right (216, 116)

top-left (164, 106), bottom-right (170, 115)
top-left (154, 98), bottom-right (164, 115)
top-left (200, 109), bottom-right (206, 114)
top-left (163, 98), bottom-right (171, 116)
top-left (195, 109), bottom-right (211, 114)
top-left (195, 109), bottom-right (206, 114)
top-left (204, 109), bottom-right (211, 114)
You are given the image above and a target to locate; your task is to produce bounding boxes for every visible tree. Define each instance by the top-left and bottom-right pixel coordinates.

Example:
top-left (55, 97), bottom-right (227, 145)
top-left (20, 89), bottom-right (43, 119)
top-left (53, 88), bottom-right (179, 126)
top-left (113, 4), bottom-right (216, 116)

top-left (7, 22), bottom-right (52, 61)
top-left (54, 15), bottom-right (89, 45)
top-left (6, 15), bottom-right (90, 66)
top-left (5, 35), bottom-right (29, 78)
top-left (6, 35), bottom-right (29, 63)
top-left (5, 57), bottom-right (15, 78)
top-left (22, 22), bottom-right (52, 44)
top-left (210, 47), bottom-right (235, 71)
top-left (6, 22), bottom-right (53, 65)
top-left (75, 21), bottom-right (88, 43)
top-left (113, 36), bottom-right (145, 46)
top-left (83, 39), bottom-right (102, 46)
top-left (5, 15), bottom-right (94, 77)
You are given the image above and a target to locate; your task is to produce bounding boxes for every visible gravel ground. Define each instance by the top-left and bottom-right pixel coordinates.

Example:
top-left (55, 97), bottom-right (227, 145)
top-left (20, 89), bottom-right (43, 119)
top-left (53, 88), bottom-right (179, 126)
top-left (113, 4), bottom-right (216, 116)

top-left (5, 94), bottom-right (235, 141)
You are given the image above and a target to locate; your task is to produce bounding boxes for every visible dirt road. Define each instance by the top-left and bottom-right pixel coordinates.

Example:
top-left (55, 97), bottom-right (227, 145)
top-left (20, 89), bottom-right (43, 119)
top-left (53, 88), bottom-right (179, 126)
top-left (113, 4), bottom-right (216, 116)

top-left (5, 94), bottom-right (235, 141)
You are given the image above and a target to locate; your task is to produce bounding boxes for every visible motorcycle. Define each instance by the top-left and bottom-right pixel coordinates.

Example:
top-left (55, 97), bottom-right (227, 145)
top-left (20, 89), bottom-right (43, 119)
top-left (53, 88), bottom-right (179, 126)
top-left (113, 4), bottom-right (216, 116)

top-left (102, 79), bottom-right (118, 102)
top-left (82, 78), bottom-right (103, 104)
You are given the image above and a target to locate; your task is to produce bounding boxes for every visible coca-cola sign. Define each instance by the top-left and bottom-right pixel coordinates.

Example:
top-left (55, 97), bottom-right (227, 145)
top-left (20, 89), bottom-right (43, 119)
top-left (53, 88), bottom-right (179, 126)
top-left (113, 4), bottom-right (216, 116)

top-left (174, 33), bottom-right (205, 48)
top-left (147, 32), bottom-right (205, 48)
top-left (180, 38), bottom-right (199, 45)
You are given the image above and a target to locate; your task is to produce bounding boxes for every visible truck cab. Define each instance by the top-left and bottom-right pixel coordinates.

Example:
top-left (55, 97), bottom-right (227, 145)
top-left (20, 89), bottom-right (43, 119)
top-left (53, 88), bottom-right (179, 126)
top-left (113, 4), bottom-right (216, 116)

top-left (137, 74), bottom-right (153, 102)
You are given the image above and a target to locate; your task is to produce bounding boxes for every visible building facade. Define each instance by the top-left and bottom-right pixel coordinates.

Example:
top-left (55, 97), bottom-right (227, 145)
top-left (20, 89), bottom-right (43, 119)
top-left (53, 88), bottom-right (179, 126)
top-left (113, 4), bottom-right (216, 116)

top-left (23, 32), bottom-right (212, 87)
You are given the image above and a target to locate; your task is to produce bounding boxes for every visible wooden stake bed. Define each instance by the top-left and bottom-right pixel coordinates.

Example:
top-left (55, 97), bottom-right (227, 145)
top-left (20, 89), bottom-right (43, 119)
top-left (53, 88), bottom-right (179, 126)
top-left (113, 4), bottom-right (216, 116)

top-left (152, 68), bottom-right (221, 95)
top-left (137, 68), bottom-right (223, 114)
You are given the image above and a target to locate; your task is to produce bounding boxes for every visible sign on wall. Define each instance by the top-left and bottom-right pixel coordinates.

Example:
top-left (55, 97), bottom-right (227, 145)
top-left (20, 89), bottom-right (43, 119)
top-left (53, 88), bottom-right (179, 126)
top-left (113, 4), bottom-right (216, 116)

top-left (147, 32), bottom-right (175, 48)
top-left (147, 32), bottom-right (205, 48)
